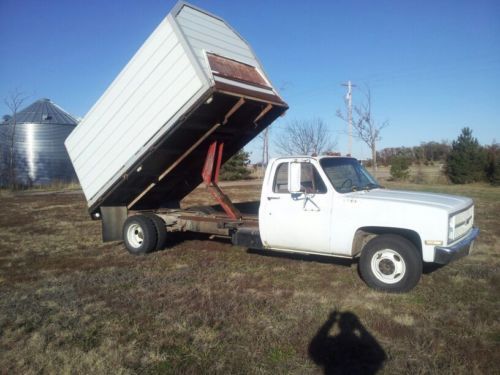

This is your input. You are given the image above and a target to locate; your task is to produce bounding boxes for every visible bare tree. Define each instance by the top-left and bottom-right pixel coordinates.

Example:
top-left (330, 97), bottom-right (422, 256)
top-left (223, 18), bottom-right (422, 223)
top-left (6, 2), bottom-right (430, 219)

top-left (4, 90), bottom-right (27, 188)
top-left (337, 87), bottom-right (387, 171)
top-left (275, 118), bottom-right (336, 156)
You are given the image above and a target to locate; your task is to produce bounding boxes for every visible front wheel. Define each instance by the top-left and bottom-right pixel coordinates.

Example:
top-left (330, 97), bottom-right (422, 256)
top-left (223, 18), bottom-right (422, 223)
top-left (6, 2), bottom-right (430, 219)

top-left (359, 234), bottom-right (422, 293)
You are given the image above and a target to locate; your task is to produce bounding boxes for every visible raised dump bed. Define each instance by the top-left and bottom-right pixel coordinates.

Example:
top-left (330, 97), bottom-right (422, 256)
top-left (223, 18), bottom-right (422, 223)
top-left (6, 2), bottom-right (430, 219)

top-left (65, 2), bottom-right (287, 217)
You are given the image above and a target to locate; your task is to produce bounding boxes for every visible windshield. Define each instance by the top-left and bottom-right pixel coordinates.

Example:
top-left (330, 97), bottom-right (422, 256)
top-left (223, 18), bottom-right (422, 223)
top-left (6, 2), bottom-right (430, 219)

top-left (319, 158), bottom-right (380, 193)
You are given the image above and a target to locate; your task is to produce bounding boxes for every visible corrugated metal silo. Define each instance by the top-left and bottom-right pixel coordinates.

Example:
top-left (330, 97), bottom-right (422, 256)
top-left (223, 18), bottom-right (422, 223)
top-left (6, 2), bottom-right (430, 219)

top-left (0, 98), bottom-right (78, 186)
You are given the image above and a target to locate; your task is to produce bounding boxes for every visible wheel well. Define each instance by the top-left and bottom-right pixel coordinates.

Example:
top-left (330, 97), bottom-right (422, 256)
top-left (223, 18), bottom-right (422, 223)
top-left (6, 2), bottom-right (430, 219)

top-left (352, 227), bottom-right (422, 257)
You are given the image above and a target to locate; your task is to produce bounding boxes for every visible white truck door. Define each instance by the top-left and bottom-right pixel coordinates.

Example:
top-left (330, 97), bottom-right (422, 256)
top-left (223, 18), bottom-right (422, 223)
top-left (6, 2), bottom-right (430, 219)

top-left (259, 160), bottom-right (333, 253)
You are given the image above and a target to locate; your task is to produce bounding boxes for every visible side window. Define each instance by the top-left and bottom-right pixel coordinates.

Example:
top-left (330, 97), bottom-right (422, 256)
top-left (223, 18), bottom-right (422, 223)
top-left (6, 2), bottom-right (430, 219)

top-left (273, 163), bottom-right (289, 193)
top-left (301, 163), bottom-right (327, 194)
top-left (273, 162), bottom-right (327, 194)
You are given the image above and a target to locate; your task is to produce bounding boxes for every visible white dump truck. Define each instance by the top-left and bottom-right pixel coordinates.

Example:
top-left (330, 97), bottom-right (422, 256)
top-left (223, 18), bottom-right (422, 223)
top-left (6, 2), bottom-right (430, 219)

top-left (65, 2), bottom-right (478, 292)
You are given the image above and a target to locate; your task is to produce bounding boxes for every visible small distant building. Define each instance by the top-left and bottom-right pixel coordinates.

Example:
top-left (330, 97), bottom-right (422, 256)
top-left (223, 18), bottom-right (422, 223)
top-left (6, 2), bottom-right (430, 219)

top-left (0, 98), bottom-right (78, 186)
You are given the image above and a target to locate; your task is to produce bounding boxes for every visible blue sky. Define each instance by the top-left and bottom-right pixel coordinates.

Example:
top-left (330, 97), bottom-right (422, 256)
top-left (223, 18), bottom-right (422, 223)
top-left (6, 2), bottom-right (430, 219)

top-left (0, 0), bottom-right (499, 161)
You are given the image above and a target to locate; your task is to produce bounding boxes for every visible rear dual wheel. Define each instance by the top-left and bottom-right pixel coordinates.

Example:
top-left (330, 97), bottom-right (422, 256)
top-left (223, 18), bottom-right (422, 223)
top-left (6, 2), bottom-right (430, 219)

top-left (123, 214), bottom-right (167, 255)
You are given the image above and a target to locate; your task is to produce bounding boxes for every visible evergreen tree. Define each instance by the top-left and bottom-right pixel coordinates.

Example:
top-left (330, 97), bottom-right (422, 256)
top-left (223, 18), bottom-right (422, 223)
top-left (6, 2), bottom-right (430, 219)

top-left (390, 156), bottom-right (411, 180)
top-left (219, 149), bottom-right (251, 181)
top-left (485, 143), bottom-right (500, 186)
top-left (446, 128), bottom-right (486, 184)
top-left (492, 159), bottom-right (500, 186)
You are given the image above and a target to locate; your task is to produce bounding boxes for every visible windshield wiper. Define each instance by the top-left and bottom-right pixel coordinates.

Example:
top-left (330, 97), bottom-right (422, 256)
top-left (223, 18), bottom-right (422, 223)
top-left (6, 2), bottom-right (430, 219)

top-left (361, 183), bottom-right (380, 191)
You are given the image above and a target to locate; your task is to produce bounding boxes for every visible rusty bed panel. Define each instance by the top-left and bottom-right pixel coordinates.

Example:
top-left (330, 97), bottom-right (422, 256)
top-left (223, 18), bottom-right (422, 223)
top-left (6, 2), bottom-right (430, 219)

top-left (207, 53), bottom-right (270, 88)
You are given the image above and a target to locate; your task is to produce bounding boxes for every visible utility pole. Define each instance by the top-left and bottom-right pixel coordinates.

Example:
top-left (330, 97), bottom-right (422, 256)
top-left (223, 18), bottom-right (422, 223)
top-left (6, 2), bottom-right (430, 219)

top-left (341, 81), bottom-right (356, 156)
top-left (261, 127), bottom-right (269, 178)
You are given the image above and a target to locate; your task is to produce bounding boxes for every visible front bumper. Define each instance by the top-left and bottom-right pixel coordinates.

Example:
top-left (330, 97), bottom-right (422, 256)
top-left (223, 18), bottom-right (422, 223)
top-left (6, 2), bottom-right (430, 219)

top-left (434, 227), bottom-right (479, 264)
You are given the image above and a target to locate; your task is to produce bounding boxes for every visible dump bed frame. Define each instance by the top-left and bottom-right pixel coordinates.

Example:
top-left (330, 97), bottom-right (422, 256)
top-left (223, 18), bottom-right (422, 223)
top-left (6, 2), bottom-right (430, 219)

top-left (96, 90), bottom-right (286, 217)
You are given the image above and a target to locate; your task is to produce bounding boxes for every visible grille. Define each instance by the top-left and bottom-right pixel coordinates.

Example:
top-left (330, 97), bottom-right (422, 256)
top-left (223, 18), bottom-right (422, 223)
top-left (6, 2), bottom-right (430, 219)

top-left (453, 205), bottom-right (474, 241)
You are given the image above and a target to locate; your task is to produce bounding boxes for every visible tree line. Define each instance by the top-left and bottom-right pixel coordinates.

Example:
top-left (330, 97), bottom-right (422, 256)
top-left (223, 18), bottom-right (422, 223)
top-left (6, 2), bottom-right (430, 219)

top-left (221, 125), bottom-right (498, 187)
top-left (377, 141), bottom-right (451, 167)
top-left (383, 128), bottom-right (499, 185)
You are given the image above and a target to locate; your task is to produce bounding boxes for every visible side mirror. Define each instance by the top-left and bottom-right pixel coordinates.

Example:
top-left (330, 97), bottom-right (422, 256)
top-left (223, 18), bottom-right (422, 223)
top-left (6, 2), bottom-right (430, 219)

top-left (288, 162), bottom-right (302, 193)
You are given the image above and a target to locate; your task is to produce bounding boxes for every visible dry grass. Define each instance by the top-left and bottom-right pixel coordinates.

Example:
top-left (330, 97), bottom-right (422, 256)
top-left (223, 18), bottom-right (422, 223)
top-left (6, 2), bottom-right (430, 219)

top-left (0, 182), bottom-right (499, 374)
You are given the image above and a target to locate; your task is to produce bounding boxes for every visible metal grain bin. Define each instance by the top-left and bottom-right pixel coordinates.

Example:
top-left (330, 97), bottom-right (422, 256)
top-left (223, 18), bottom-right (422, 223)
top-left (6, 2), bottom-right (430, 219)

top-left (0, 98), bottom-right (77, 186)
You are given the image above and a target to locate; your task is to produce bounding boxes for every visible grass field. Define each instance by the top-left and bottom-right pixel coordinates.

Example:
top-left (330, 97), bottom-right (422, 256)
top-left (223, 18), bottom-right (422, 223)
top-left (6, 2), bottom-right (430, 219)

top-left (0, 182), bottom-right (499, 374)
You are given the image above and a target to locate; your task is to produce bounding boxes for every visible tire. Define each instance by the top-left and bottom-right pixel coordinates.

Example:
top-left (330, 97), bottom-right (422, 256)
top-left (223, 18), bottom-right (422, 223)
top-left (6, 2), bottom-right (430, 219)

top-left (143, 213), bottom-right (167, 251)
top-left (122, 215), bottom-right (157, 255)
top-left (359, 234), bottom-right (422, 293)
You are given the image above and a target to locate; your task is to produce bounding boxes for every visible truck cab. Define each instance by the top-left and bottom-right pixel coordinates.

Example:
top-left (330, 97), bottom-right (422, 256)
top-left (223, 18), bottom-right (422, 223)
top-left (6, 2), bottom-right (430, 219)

top-left (259, 156), bottom-right (479, 292)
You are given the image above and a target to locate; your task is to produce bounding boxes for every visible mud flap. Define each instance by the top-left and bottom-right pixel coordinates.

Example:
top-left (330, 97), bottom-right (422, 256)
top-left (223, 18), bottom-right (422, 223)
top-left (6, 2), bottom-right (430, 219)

top-left (101, 206), bottom-right (128, 242)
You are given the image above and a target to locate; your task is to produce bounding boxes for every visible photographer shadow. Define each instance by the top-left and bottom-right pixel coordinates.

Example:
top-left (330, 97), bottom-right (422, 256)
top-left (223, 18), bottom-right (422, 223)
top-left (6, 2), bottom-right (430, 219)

top-left (308, 311), bottom-right (386, 375)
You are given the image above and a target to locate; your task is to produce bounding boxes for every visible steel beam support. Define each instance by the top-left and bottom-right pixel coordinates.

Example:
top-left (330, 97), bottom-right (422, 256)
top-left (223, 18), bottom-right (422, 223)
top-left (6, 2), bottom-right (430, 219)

top-left (202, 140), bottom-right (241, 220)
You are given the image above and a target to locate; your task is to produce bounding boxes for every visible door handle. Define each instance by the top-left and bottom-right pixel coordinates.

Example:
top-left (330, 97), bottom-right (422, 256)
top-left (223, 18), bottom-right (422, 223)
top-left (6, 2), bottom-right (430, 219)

top-left (267, 196), bottom-right (280, 200)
